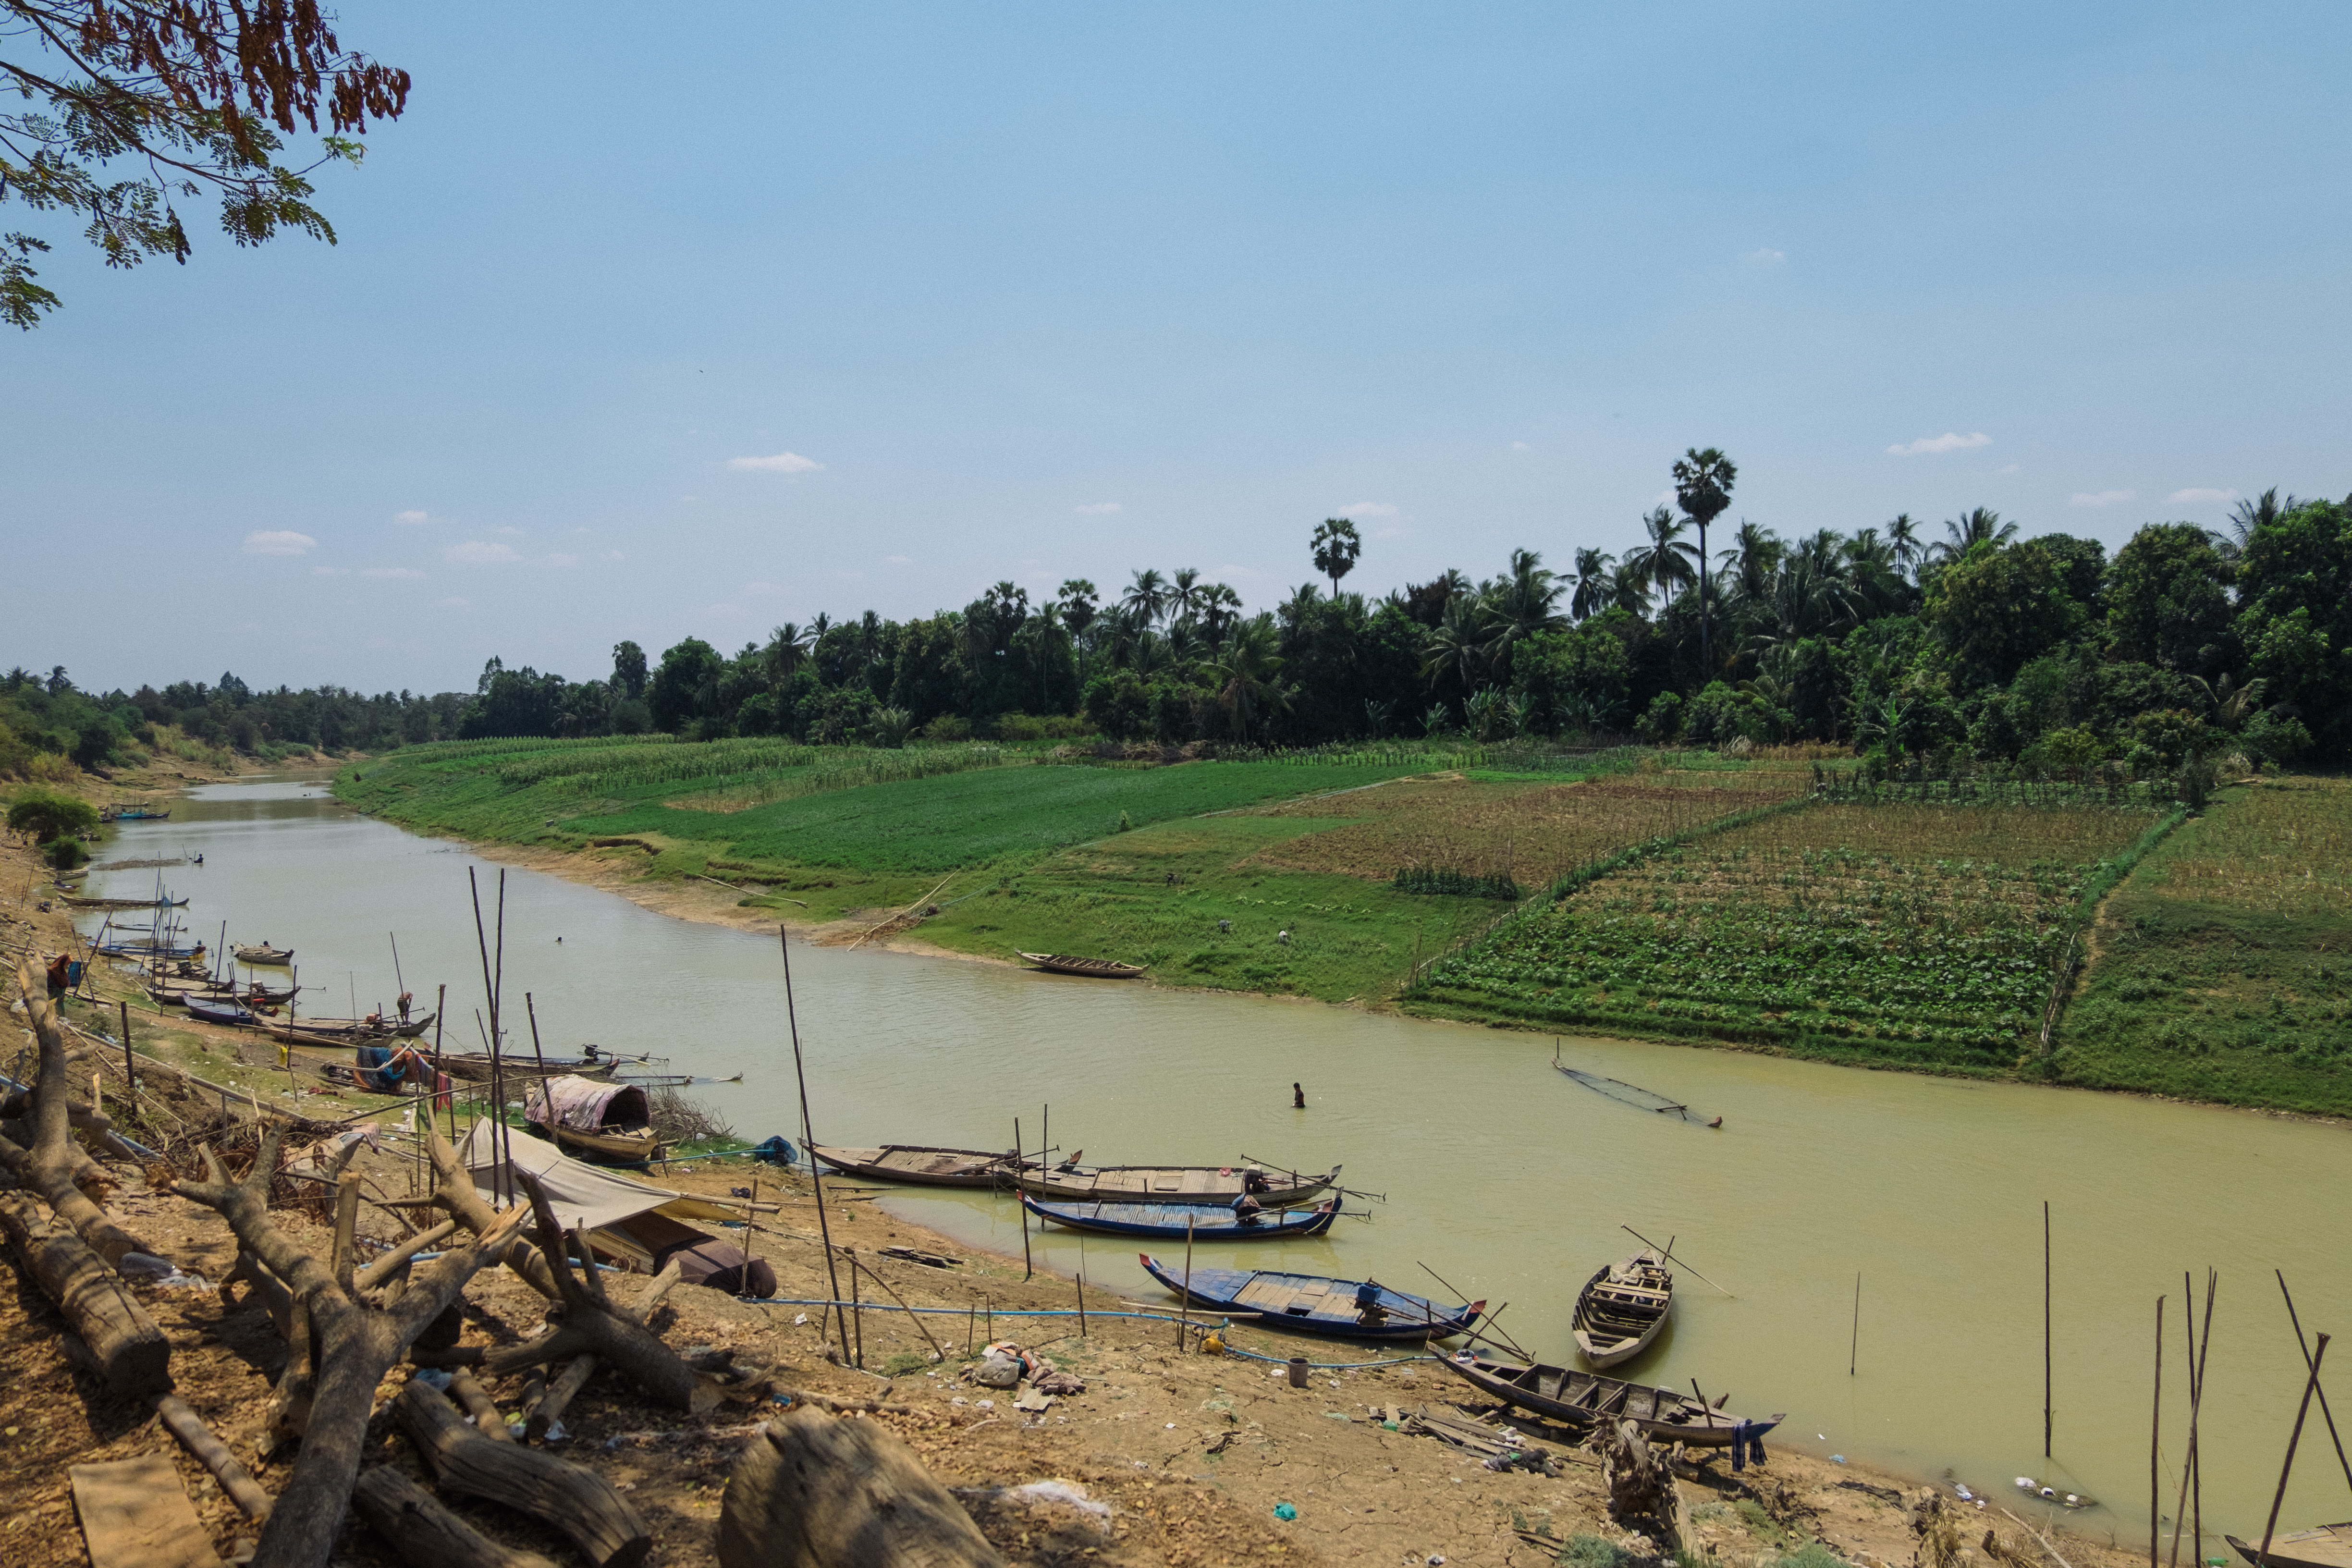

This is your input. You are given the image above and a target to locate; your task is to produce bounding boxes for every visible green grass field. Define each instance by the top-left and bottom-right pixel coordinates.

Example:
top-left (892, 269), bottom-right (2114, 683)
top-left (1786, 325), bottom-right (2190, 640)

top-left (2058, 777), bottom-right (2352, 1114)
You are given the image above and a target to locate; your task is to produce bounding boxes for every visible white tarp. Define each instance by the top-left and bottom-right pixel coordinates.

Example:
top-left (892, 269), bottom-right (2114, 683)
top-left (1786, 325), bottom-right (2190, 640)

top-left (458, 1120), bottom-right (682, 1234)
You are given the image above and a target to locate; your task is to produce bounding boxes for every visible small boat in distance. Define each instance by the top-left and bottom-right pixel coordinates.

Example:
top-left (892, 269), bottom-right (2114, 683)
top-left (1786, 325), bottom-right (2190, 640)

top-left (234, 943), bottom-right (294, 965)
top-left (2228, 1525), bottom-right (2352, 1568)
top-left (1021, 1192), bottom-right (1341, 1241)
top-left (1571, 1248), bottom-right (1673, 1368)
top-left (1016, 1161), bottom-right (1339, 1208)
top-left (1017, 952), bottom-right (1146, 979)
top-left (1554, 1046), bottom-right (1721, 1127)
top-left (64, 894), bottom-right (189, 910)
top-left (1435, 1351), bottom-right (1780, 1448)
top-left (808, 1144), bottom-right (1038, 1188)
top-left (1139, 1255), bottom-right (1481, 1341)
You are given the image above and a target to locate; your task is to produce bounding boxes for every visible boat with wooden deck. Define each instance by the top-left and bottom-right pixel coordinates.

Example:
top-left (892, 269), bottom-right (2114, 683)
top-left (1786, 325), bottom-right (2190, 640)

top-left (97, 940), bottom-right (204, 961)
top-left (1017, 952), bottom-right (1147, 979)
top-left (437, 1051), bottom-right (616, 1083)
top-left (1434, 1351), bottom-right (1778, 1447)
top-left (1020, 1192), bottom-right (1341, 1240)
top-left (1571, 1248), bottom-right (1673, 1367)
top-left (280, 1011), bottom-right (434, 1039)
top-left (1139, 1255), bottom-right (1480, 1340)
top-left (233, 943), bottom-right (294, 965)
top-left (1016, 1160), bottom-right (1339, 1207)
top-left (808, 1144), bottom-right (1038, 1188)
top-left (2229, 1525), bottom-right (2352, 1568)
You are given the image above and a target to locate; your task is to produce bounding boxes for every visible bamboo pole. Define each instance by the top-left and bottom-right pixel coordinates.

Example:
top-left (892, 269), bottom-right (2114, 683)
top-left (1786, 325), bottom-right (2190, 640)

top-left (1179, 1212), bottom-right (1194, 1352)
top-left (2152, 1294), bottom-right (2165, 1568)
top-left (1017, 1116), bottom-right (1032, 1282)
top-left (1621, 1224), bottom-right (1732, 1298)
top-left (779, 928), bottom-right (848, 1359)
top-left (2045, 1199), bottom-right (2054, 1458)
top-left (1851, 1272), bottom-right (1861, 1376)
top-left (2276, 1271), bottom-right (2352, 1498)
top-left (2171, 1270), bottom-right (2216, 1568)
top-left (2257, 1334), bottom-right (2329, 1568)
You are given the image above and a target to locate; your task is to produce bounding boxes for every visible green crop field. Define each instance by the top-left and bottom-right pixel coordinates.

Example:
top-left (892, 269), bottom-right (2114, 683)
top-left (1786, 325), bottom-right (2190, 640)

top-left (2058, 777), bottom-right (2352, 1115)
top-left (1413, 797), bottom-right (2173, 1072)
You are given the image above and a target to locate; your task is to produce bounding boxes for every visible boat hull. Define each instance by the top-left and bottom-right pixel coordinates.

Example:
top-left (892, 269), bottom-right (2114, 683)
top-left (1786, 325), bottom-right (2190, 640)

top-left (809, 1143), bottom-right (1034, 1188)
top-left (1016, 1163), bottom-right (1339, 1207)
top-left (1571, 1250), bottom-right (1672, 1369)
top-left (1017, 952), bottom-right (1146, 978)
top-left (1434, 1352), bottom-right (1779, 1448)
top-left (2230, 1528), bottom-right (2352, 1568)
top-left (1139, 1254), bottom-right (1478, 1340)
top-left (1021, 1192), bottom-right (1339, 1240)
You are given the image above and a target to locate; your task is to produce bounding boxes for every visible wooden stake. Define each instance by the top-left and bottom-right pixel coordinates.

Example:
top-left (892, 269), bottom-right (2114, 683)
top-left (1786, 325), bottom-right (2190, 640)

top-left (2171, 1270), bottom-right (2215, 1568)
top-left (118, 1001), bottom-right (132, 1098)
top-left (2277, 1271), bottom-right (2352, 1498)
top-left (1077, 1273), bottom-right (1087, 1338)
top-left (778, 929), bottom-right (848, 1360)
top-left (1179, 1212), bottom-right (1195, 1352)
top-left (1017, 1116), bottom-right (1032, 1281)
top-left (2152, 1294), bottom-right (2165, 1568)
top-left (2258, 1333), bottom-right (2329, 1568)
top-left (2045, 1199), bottom-right (2054, 1459)
top-left (847, 1249), bottom-right (863, 1368)
top-left (1851, 1272), bottom-right (1861, 1376)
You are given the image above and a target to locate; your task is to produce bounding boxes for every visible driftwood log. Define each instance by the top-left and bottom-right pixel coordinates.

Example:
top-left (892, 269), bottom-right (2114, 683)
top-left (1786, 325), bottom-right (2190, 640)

top-left (165, 1124), bottom-right (528, 1568)
top-left (395, 1381), bottom-right (650, 1568)
top-left (529, 1259), bottom-right (682, 1441)
top-left (1602, 1418), bottom-right (1691, 1553)
top-left (4, 961), bottom-right (151, 1262)
top-left (719, 1407), bottom-right (1006, 1568)
top-left (473, 1172), bottom-right (718, 1415)
top-left (352, 1466), bottom-right (560, 1568)
top-left (0, 1188), bottom-right (171, 1395)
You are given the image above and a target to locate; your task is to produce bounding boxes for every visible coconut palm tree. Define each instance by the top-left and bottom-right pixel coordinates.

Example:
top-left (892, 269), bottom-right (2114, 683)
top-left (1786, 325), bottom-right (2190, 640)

top-left (1479, 548), bottom-right (1563, 673)
top-left (1421, 595), bottom-right (1488, 696)
top-left (760, 623), bottom-right (811, 692)
top-left (1200, 582), bottom-right (1244, 637)
top-left (1122, 568), bottom-right (1170, 626)
top-left (1569, 548), bottom-right (1616, 621)
top-left (1204, 615), bottom-right (1290, 741)
top-left (1884, 514), bottom-right (1925, 580)
top-left (1623, 507), bottom-right (1698, 604)
top-left (1169, 567), bottom-right (1205, 624)
top-left (1842, 529), bottom-right (1908, 618)
top-left (1607, 560), bottom-right (1653, 614)
top-left (1932, 507), bottom-right (2016, 564)
top-left (2215, 488), bottom-right (2299, 568)
top-left (1715, 521), bottom-right (1782, 616)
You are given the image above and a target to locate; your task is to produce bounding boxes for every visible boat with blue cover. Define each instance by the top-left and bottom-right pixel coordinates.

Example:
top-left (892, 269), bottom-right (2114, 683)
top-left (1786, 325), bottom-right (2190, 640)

top-left (1138, 1255), bottom-right (1481, 1340)
top-left (1019, 1192), bottom-right (1341, 1240)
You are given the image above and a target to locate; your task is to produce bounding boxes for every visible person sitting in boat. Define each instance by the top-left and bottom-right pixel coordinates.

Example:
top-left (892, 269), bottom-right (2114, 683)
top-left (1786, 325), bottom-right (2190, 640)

top-left (1230, 1191), bottom-right (1265, 1226)
top-left (1243, 1169), bottom-right (1270, 1196)
top-left (1354, 1280), bottom-right (1389, 1325)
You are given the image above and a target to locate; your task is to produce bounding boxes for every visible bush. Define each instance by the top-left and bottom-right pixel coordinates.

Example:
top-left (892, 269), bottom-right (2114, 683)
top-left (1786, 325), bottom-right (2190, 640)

top-left (1635, 690), bottom-right (1683, 742)
top-left (7, 787), bottom-right (98, 843)
top-left (922, 713), bottom-right (974, 741)
top-left (993, 711), bottom-right (1095, 742)
top-left (47, 836), bottom-right (88, 870)
top-left (610, 698), bottom-right (653, 735)
top-left (1560, 1534), bottom-right (1627, 1568)
top-left (2242, 709), bottom-right (2313, 766)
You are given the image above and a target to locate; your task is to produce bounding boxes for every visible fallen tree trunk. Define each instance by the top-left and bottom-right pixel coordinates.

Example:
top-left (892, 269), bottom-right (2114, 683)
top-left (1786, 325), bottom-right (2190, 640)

top-left (6, 961), bottom-right (151, 1262)
top-left (719, 1406), bottom-right (1006, 1568)
top-left (395, 1381), bottom-right (650, 1568)
top-left (424, 1127), bottom-right (559, 1299)
top-left (528, 1260), bottom-right (682, 1441)
top-left (152, 1393), bottom-right (274, 1520)
top-left (0, 1188), bottom-right (171, 1396)
top-left (352, 1466), bottom-right (559, 1568)
top-left (165, 1125), bottom-right (528, 1568)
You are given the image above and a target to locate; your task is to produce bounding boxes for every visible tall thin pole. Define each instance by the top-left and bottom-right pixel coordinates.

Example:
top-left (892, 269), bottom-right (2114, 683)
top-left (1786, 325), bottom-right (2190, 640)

top-left (2259, 1335), bottom-right (2330, 1568)
top-left (778, 928), bottom-right (847, 1357)
top-left (2045, 1200), bottom-right (2054, 1458)
top-left (432, 983), bottom-right (452, 1146)
top-left (2277, 1271), bottom-right (2352, 1497)
top-left (467, 867), bottom-right (510, 1205)
top-left (1850, 1273), bottom-right (1862, 1376)
top-left (524, 992), bottom-right (551, 1080)
top-left (1017, 1117), bottom-right (1032, 1281)
top-left (2194, 1270), bottom-right (2214, 1565)
top-left (1179, 1211), bottom-right (1195, 1352)
top-left (2172, 1271), bottom-right (2216, 1568)
top-left (2152, 1295), bottom-right (2166, 1568)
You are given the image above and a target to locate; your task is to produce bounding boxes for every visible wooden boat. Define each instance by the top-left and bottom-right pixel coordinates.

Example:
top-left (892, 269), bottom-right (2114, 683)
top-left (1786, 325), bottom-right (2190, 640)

top-left (97, 940), bottom-right (204, 961)
top-left (106, 807), bottom-right (171, 821)
top-left (1016, 1161), bottom-right (1339, 1207)
top-left (2230, 1525), bottom-right (2352, 1568)
top-left (1554, 1057), bottom-right (1720, 1127)
top-left (183, 994), bottom-right (260, 1027)
top-left (284, 1012), bottom-right (434, 1039)
top-left (1020, 1192), bottom-right (1341, 1240)
top-left (234, 943), bottom-right (294, 965)
top-left (437, 1052), bottom-right (615, 1084)
top-left (1434, 1351), bottom-right (1780, 1448)
top-left (527, 1076), bottom-right (665, 1166)
top-left (1017, 952), bottom-right (1147, 979)
top-left (64, 894), bottom-right (188, 910)
top-left (808, 1144), bottom-right (1038, 1188)
top-left (1571, 1249), bottom-right (1673, 1368)
top-left (1139, 1255), bottom-right (1481, 1340)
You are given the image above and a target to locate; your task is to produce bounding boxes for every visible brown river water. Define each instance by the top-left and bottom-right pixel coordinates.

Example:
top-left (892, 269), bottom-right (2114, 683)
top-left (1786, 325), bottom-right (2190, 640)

top-left (79, 777), bottom-right (2352, 1550)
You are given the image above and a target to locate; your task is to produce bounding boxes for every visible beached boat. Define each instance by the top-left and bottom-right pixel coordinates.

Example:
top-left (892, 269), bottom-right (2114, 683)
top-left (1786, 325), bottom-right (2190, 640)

top-left (1571, 1249), bottom-right (1673, 1368)
top-left (437, 1051), bottom-right (615, 1083)
top-left (2229, 1525), bottom-right (2352, 1568)
top-left (1554, 1055), bottom-right (1720, 1127)
top-left (1017, 952), bottom-right (1147, 979)
top-left (527, 1075), bottom-right (665, 1166)
top-left (808, 1144), bottom-right (1038, 1188)
top-left (282, 1012), bottom-right (434, 1039)
top-left (1020, 1192), bottom-right (1341, 1240)
top-left (63, 894), bottom-right (188, 911)
top-left (105, 807), bottom-right (172, 821)
top-left (183, 994), bottom-right (260, 1027)
top-left (234, 943), bottom-right (294, 965)
top-left (1139, 1255), bottom-right (1481, 1340)
top-left (97, 940), bottom-right (204, 961)
top-left (1016, 1160), bottom-right (1339, 1207)
top-left (1434, 1351), bottom-right (1779, 1447)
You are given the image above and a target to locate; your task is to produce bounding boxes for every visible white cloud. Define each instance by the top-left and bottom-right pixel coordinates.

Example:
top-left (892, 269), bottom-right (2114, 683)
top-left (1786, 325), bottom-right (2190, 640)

top-left (436, 596), bottom-right (469, 608)
top-left (443, 540), bottom-right (521, 564)
top-left (2071, 490), bottom-right (2136, 508)
top-left (885, 553), bottom-right (913, 565)
top-left (1073, 502), bottom-right (1122, 515)
top-left (1510, 441), bottom-right (1531, 452)
top-left (362, 566), bottom-right (425, 580)
top-left (1335, 501), bottom-right (1399, 518)
top-left (1887, 432), bottom-right (1992, 456)
top-left (244, 529), bottom-right (318, 556)
top-left (1744, 247), bottom-right (1787, 264)
top-left (1996, 464), bottom-right (2021, 475)
top-left (393, 510), bottom-right (430, 526)
top-left (311, 565), bottom-right (349, 576)
top-left (2168, 487), bottom-right (2236, 504)
top-left (727, 452), bottom-right (822, 474)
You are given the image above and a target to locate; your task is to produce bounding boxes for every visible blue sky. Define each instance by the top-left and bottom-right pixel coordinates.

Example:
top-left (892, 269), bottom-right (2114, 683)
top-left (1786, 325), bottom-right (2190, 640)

top-left (9, 2), bottom-right (2349, 696)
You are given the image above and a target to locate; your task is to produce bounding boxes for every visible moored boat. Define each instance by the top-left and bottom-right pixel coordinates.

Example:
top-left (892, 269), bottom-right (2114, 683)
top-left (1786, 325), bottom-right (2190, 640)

top-left (1017, 952), bottom-right (1147, 978)
top-left (1139, 1254), bottom-right (1480, 1340)
top-left (1571, 1248), bottom-right (1673, 1368)
top-left (64, 894), bottom-right (189, 910)
top-left (1016, 1160), bottom-right (1339, 1207)
top-left (2228, 1525), bottom-right (2352, 1568)
top-left (234, 943), bottom-right (294, 965)
top-left (1020, 1192), bottom-right (1341, 1240)
top-left (808, 1144), bottom-right (1037, 1188)
top-left (1434, 1351), bottom-right (1779, 1447)
top-left (526, 1074), bottom-right (665, 1166)
top-left (183, 994), bottom-right (260, 1027)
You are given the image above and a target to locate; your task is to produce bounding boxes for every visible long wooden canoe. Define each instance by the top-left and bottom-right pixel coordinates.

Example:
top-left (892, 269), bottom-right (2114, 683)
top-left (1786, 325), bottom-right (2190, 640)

top-left (2230, 1526), bottom-right (2352, 1568)
top-left (1021, 1192), bottom-right (1340, 1240)
top-left (1571, 1249), bottom-right (1673, 1368)
top-left (1139, 1254), bottom-right (1481, 1341)
top-left (1434, 1351), bottom-right (1779, 1448)
top-left (1017, 952), bottom-right (1146, 978)
top-left (64, 894), bottom-right (188, 910)
top-left (808, 1144), bottom-right (1037, 1188)
top-left (1016, 1161), bottom-right (1339, 1207)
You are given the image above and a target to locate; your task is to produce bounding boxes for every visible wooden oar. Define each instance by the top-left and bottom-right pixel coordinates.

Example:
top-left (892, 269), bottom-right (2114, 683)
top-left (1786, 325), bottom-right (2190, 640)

top-left (1623, 1224), bottom-right (1734, 1298)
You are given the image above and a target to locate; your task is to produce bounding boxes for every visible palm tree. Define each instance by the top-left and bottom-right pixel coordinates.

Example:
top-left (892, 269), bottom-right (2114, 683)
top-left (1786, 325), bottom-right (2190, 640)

top-left (1842, 529), bottom-right (1907, 618)
top-left (856, 610), bottom-right (884, 686)
top-left (1607, 559), bottom-right (1653, 614)
top-left (1672, 446), bottom-right (1738, 675)
top-left (1479, 548), bottom-right (1563, 674)
top-left (2188, 671), bottom-right (2268, 731)
top-left (1311, 517), bottom-right (1363, 596)
top-left (2216, 488), bottom-right (2299, 567)
top-left (1623, 507), bottom-right (1697, 604)
top-left (760, 623), bottom-right (811, 692)
top-left (1570, 548), bottom-right (1615, 621)
top-left (1200, 582), bottom-right (1244, 637)
top-left (1933, 507), bottom-right (2016, 564)
top-left (1018, 602), bottom-right (1068, 712)
top-left (1122, 568), bottom-right (1170, 626)
top-left (1204, 616), bottom-right (1290, 741)
top-left (1715, 521), bottom-right (1782, 614)
top-left (1169, 567), bottom-right (1205, 624)
top-left (1421, 595), bottom-right (1487, 695)
top-left (1885, 514), bottom-right (1924, 580)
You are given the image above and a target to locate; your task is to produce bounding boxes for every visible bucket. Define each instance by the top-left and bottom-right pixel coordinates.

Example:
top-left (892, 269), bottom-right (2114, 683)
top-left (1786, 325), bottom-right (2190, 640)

top-left (1286, 1357), bottom-right (1309, 1388)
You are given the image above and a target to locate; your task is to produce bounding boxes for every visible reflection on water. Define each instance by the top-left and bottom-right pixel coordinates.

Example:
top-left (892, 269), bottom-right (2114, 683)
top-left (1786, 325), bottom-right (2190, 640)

top-left (85, 774), bottom-right (2352, 1536)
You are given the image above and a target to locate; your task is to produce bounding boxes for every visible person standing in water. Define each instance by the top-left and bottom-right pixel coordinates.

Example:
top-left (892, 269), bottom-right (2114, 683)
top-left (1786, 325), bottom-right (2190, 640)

top-left (1292, 1082), bottom-right (1306, 1109)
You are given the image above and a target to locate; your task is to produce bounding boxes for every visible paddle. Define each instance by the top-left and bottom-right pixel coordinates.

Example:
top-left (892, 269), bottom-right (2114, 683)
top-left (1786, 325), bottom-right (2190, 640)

top-left (1623, 1224), bottom-right (1734, 1298)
